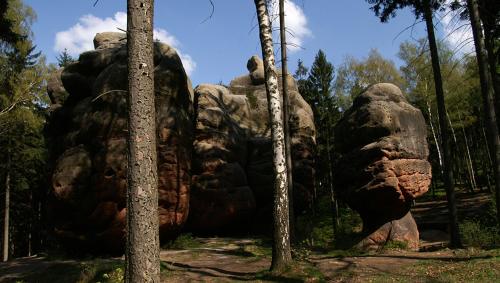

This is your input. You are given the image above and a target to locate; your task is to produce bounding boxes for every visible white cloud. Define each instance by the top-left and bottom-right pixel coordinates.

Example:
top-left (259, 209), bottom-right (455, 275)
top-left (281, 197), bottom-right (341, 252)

top-left (54, 12), bottom-right (196, 75)
top-left (270, 0), bottom-right (312, 53)
top-left (439, 4), bottom-right (474, 54)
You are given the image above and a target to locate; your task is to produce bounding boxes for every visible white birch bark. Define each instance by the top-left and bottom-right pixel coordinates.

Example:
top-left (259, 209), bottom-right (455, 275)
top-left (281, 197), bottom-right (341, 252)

top-left (253, 0), bottom-right (292, 271)
top-left (426, 100), bottom-right (443, 175)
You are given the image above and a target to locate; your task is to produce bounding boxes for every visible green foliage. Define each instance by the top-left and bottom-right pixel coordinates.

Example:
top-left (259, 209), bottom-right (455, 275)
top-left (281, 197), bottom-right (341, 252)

top-left (366, 0), bottom-right (445, 23)
top-left (95, 266), bottom-right (124, 283)
top-left (0, 0), bottom-right (48, 259)
top-left (460, 220), bottom-right (500, 248)
top-left (398, 38), bottom-right (491, 192)
top-left (460, 200), bottom-right (500, 248)
top-left (295, 50), bottom-right (341, 202)
top-left (62, 260), bottom-right (125, 283)
top-left (335, 48), bottom-right (404, 109)
top-left (56, 48), bottom-right (76, 67)
top-left (0, 0), bottom-right (36, 54)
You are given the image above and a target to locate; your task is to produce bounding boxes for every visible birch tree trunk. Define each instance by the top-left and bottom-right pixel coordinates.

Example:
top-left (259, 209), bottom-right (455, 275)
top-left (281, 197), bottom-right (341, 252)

top-left (423, 0), bottom-right (462, 247)
top-left (427, 100), bottom-right (443, 175)
top-left (466, 0), bottom-right (500, 228)
top-left (279, 0), bottom-right (295, 243)
top-left (254, 0), bottom-right (292, 271)
top-left (126, 0), bottom-right (160, 281)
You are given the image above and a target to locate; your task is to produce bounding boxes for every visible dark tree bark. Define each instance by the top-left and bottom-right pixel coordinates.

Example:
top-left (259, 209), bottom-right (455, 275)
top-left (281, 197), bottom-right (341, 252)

top-left (126, 0), bottom-right (160, 281)
top-left (2, 160), bottom-right (10, 262)
top-left (423, 0), bottom-right (462, 247)
top-left (467, 0), bottom-right (500, 228)
top-left (478, 0), bottom-right (500, 115)
top-left (254, 0), bottom-right (292, 272)
top-left (279, 0), bottom-right (295, 243)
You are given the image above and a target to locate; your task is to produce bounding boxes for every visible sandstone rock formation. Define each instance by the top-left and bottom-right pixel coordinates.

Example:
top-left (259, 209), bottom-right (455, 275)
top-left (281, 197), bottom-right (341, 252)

top-left (334, 83), bottom-right (431, 251)
top-left (46, 32), bottom-right (193, 254)
top-left (188, 56), bottom-right (316, 232)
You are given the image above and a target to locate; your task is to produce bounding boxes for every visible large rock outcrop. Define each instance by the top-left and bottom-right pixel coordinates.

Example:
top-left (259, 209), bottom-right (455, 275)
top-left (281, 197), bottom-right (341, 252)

top-left (188, 56), bottom-right (316, 232)
top-left (334, 83), bottom-right (431, 251)
top-left (46, 32), bottom-right (193, 254)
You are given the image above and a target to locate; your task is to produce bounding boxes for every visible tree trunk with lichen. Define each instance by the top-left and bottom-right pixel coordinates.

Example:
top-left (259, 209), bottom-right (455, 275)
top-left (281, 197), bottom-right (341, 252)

top-left (254, 0), bottom-right (292, 272)
top-left (126, 0), bottom-right (160, 282)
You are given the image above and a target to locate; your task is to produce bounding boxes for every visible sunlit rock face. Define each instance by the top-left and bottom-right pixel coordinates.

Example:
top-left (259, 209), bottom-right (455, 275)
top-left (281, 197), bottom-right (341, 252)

top-left (46, 32), bottom-right (193, 254)
top-left (188, 56), bottom-right (316, 232)
top-left (334, 83), bottom-right (431, 251)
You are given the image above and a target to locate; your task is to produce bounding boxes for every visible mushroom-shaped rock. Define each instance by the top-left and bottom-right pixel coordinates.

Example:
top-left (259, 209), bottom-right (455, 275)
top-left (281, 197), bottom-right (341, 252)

top-left (46, 32), bottom-right (193, 254)
top-left (334, 83), bottom-right (431, 251)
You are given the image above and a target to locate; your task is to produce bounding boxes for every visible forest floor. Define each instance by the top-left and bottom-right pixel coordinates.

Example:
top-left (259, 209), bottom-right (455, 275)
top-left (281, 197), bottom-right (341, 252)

top-left (1, 238), bottom-right (499, 282)
top-left (1, 191), bottom-right (499, 282)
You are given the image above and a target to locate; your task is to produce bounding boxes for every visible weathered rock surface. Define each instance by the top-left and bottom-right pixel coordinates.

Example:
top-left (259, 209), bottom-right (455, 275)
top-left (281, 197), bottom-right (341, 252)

top-left (334, 83), bottom-right (431, 251)
top-left (188, 56), bottom-right (316, 232)
top-left (46, 32), bottom-right (193, 254)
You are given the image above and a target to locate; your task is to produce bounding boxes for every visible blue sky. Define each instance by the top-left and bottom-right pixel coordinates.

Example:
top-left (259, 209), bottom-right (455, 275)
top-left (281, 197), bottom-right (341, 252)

top-left (24, 0), bottom-right (471, 86)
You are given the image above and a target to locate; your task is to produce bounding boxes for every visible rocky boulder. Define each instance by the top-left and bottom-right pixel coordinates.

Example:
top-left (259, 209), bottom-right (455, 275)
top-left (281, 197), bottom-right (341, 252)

top-left (46, 32), bottom-right (193, 254)
top-left (334, 83), bottom-right (431, 251)
top-left (188, 56), bottom-right (316, 232)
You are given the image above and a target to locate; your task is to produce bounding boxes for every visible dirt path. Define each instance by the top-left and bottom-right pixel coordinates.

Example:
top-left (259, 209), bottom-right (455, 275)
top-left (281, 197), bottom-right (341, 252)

top-left (0, 238), bottom-right (498, 282)
top-left (160, 238), bottom-right (270, 282)
top-left (160, 238), bottom-right (498, 282)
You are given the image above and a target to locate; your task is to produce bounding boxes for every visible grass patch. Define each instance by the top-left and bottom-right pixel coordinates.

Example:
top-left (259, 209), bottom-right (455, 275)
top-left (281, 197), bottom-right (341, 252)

top-left (254, 262), bottom-right (326, 282)
top-left (162, 233), bottom-right (202, 250)
top-left (323, 247), bottom-right (368, 258)
top-left (14, 258), bottom-right (124, 283)
top-left (405, 257), bottom-right (500, 282)
top-left (383, 240), bottom-right (409, 251)
top-left (241, 241), bottom-right (272, 258)
top-left (365, 250), bottom-right (500, 282)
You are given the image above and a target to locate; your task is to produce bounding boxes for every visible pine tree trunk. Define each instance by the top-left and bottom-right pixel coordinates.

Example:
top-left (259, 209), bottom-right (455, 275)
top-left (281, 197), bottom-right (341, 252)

top-left (325, 127), bottom-right (339, 234)
top-left (423, 0), bottom-right (462, 247)
top-left (466, 0), bottom-right (500, 229)
top-left (28, 189), bottom-right (32, 257)
top-left (126, 0), bottom-right (160, 281)
top-left (254, 0), bottom-right (292, 272)
top-left (279, 0), bottom-right (295, 243)
top-left (2, 167), bottom-right (10, 262)
top-left (481, 118), bottom-right (494, 191)
top-left (484, 33), bottom-right (500, 115)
